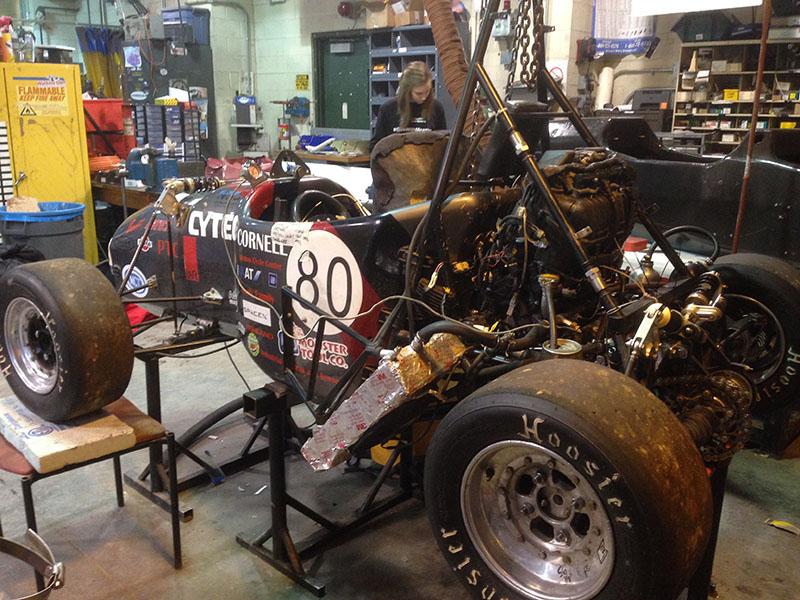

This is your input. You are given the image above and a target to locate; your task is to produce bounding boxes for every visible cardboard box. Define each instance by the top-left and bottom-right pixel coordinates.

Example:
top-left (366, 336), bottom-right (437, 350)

top-left (739, 90), bottom-right (755, 102)
top-left (711, 60), bottom-right (727, 72)
top-left (780, 121), bottom-right (797, 129)
top-left (794, 103), bottom-right (800, 115)
top-left (366, 6), bottom-right (392, 29)
top-left (392, 9), bottom-right (425, 26)
top-left (723, 88), bottom-right (739, 101)
top-left (389, 0), bottom-right (425, 25)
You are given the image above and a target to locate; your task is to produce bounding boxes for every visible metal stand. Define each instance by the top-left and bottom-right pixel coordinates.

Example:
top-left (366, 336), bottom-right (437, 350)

top-left (686, 464), bottom-right (729, 600)
top-left (124, 349), bottom-right (270, 521)
top-left (236, 383), bottom-right (415, 597)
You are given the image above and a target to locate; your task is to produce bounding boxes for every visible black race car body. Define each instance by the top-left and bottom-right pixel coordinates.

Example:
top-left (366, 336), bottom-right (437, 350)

top-left (552, 117), bottom-right (800, 261)
top-left (109, 175), bottom-right (516, 399)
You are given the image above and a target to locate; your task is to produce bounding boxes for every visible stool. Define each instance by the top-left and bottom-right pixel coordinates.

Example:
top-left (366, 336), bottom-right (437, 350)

top-left (0, 398), bottom-right (182, 591)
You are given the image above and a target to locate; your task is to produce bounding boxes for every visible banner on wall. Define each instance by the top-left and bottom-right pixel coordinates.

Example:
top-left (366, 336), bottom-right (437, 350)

top-left (592, 0), bottom-right (656, 56)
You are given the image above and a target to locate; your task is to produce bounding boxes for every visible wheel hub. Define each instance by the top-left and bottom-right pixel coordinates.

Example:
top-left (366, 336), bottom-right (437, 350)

top-left (4, 297), bottom-right (59, 395)
top-left (461, 440), bottom-right (615, 600)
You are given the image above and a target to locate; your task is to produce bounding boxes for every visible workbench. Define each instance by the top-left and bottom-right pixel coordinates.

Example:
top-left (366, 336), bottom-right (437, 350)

top-left (92, 182), bottom-right (159, 212)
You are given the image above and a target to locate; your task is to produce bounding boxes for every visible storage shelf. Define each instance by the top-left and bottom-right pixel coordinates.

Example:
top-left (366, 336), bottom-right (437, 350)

top-left (371, 46), bottom-right (437, 58)
top-left (370, 72), bottom-right (401, 80)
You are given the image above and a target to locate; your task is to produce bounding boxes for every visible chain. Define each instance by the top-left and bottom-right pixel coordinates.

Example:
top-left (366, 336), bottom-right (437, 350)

top-left (505, 0), bottom-right (545, 100)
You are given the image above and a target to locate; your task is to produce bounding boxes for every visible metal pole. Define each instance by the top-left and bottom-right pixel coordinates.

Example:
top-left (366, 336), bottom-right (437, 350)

top-left (732, 0), bottom-right (772, 253)
top-left (145, 358), bottom-right (165, 493)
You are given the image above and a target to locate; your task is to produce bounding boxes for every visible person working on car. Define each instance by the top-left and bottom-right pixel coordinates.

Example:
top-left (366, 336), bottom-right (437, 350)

top-left (369, 61), bottom-right (447, 152)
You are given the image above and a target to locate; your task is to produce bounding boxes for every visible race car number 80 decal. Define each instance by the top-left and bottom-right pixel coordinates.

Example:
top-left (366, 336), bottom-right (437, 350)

top-left (286, 230), bottom-right (363, 332)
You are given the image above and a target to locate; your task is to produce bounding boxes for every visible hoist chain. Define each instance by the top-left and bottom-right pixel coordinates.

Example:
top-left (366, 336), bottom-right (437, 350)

top-left (505, 0), bottom-right (545, 100)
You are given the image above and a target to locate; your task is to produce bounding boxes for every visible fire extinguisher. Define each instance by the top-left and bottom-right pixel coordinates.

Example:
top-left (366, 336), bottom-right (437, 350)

top-left (278, 118), bottom-right (290, 141)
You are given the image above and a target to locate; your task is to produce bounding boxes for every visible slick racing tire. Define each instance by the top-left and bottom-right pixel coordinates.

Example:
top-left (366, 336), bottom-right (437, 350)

top-left (714, 253), bottom-right (800, 414)
top-left (0, 259), bottom-right (134, 422)
top-left (424, 360), bottom-right (712, 600)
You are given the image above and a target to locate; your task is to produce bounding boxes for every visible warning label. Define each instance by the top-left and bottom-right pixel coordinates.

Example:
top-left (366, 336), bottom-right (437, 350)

top-left (14, 76), bottom-right (69, 117)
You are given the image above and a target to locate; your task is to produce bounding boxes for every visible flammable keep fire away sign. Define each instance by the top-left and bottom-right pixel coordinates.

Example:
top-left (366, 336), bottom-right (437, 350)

top-left (14, 75), bottom-right (69, 117)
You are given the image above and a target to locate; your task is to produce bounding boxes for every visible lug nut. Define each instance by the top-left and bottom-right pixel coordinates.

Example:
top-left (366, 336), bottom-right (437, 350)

top-left (521, 503), bottom-right (534, 515)
top-left (572, 498), bottom-right (585, 510)
top-left (563, 556), bottom-right (572, 565)
top-left (533, 470), bottom-right (546, 484)
top-left (539, 551), bottom-right (547, 560)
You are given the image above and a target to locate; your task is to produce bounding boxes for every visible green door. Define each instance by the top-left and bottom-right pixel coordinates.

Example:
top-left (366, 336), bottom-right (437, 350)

top-left (320, 37), bottom-right (370, 130)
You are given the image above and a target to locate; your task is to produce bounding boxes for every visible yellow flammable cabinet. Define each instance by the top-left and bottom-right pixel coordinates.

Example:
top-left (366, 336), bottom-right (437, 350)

top-left (0, 62), bottom-right (98, 262)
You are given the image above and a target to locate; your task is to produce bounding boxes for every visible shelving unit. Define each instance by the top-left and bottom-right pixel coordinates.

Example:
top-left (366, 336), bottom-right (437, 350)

top-left (368, 24), bottom-right (457, 135)
top-left (672, 39), bottom-right (800, 153)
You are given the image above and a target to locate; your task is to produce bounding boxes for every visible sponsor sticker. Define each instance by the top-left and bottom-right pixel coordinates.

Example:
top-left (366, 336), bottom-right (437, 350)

top-left (247, 332), bottom-right (260, 357)
top-left (121, 265), bottom-right (148, 299)
top-left (242, 299), bottom-right (272, 327)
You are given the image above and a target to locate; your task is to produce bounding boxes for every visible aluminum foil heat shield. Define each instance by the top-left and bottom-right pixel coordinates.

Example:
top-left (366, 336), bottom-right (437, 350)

top-left (301, 333), bottom-right (467, 471)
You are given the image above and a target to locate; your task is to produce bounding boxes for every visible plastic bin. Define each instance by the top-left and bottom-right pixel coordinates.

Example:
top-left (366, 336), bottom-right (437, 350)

top-left (0, 202), bottom-right (85, 259)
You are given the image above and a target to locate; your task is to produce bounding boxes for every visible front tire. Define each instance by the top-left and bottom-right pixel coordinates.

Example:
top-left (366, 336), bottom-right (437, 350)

top-left (425, 360), bottom-right (712, 600)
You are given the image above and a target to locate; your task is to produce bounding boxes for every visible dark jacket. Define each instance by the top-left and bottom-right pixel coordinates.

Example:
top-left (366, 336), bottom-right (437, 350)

top-left (369, 97), bottom-right (447, 152)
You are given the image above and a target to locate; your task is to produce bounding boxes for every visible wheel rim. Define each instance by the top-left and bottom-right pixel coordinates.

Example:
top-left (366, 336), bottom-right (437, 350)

top-left (721, 293), bottom-right (785, 384)
top-left (460, 440), bottom-right (615, 600)
top-left (3, 297), bottom-right (59, 394)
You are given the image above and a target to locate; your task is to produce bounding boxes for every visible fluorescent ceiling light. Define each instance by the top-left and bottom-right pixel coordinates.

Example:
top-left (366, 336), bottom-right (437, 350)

top-left (631, 0), bottom-right (762, 16)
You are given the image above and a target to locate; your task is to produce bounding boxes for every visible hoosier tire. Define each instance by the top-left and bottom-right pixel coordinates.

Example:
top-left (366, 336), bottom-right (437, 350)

top-left (714, 253), bottom-right (800, 414)
top-left (0, 258), bottom-right (134, 422)
top-left (424, 360), bottom-right (712, 600)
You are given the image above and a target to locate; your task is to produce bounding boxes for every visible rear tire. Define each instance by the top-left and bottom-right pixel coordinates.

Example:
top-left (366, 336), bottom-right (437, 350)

top-left (425, 360), bottom-right (712, 600)
top-left (0, 258), bottom-right (134, 422)
top-left (714, 253), bottom-right (800, 414)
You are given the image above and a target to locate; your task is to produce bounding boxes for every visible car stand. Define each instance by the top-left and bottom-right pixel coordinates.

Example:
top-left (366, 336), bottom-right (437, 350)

top-left (236, 382), bottom-right (415, 597)
top-left (124, 341), bottom-right (275, 522)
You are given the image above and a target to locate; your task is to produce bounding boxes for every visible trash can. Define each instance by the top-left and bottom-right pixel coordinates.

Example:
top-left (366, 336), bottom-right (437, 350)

top-left (0, 202), bottom-right (85, 259)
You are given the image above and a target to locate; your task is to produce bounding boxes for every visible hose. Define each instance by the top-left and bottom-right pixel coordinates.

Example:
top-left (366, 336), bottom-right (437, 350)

top-left (646, 225), bottom-right (720, 262)
top-left (423, 0), bottom-right (470, 118)
top-left (412, 320), bottom-right (548, 353)
top-left (413, 320), bottom-right (499, 349)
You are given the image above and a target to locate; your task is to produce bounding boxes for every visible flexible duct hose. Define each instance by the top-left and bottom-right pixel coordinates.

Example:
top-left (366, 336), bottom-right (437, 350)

top-left (423, 0), bottom-right (478, 136)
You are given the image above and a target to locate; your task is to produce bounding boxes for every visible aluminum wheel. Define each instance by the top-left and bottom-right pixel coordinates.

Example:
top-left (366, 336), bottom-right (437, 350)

top-left (460, 440), bottom-right (615, 600)
top-left (3, 297), bottom-right (59, 395)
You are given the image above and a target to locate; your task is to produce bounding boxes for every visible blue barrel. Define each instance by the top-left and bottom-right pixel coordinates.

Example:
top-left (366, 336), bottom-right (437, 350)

top-left (0, 202), bottom-right (85, 259)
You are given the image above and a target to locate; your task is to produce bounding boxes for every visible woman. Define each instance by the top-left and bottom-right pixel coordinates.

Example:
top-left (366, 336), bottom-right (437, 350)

top-left (369, 61), bottom-right (447, 152)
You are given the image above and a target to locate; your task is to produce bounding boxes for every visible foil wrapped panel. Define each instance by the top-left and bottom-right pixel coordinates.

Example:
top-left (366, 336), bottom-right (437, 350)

top-left (301, 333), bottom-right (466, 471)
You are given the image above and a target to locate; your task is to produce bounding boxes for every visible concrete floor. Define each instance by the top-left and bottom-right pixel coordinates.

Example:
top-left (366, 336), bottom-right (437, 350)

top-left (1, 324), bottom-right (799, 600)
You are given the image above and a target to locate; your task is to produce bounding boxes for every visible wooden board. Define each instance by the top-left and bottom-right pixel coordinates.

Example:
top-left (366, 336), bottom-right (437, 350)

top-left (294, 151), bottom-right (370, 165)
top-left (0, 396), bottom-right (136, 474)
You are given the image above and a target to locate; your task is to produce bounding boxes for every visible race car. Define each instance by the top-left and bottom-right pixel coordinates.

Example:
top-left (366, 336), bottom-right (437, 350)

top-left (2, 1), bottom-right (800, 598)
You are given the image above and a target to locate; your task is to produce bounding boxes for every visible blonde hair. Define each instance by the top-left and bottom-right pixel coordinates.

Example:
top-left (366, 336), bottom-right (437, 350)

top-left (397, 61), bottom-right (434, 128)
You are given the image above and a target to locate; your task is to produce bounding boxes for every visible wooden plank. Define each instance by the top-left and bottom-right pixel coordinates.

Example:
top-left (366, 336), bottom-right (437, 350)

top-left (295, 150), bottom-right (370, 165)
top-left (0, 396), bottom-right (135, 473)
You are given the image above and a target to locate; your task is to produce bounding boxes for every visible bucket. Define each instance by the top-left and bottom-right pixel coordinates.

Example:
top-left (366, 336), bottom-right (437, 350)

top-left (0, 202), bottom-right (85, 259)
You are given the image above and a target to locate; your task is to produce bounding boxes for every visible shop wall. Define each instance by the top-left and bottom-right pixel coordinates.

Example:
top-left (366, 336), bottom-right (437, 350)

top-left (253, 0), bottom-right (367, 153)
top-left (19, 0), bottom-right (107, 65)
